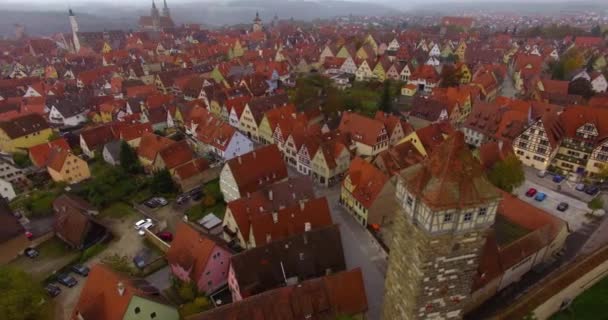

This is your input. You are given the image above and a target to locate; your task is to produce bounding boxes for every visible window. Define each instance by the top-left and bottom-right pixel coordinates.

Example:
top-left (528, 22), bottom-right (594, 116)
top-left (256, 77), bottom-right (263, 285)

top-left (150, 312), bottom-right (157, 319)
top-left (537, 147), bottom-right (547, 154)
top-left (479, 207), bottom-right (487, 216)
top-left (464, 212), bottom-right (473, 222)
top-left (518, 141), bottom-right (528, 148)
top-left (444, 213), bottom-right (453, 222)
top-left (406, 196), bottom-right (413, 206)
top-left (134, 307), bottom-right (141, 314)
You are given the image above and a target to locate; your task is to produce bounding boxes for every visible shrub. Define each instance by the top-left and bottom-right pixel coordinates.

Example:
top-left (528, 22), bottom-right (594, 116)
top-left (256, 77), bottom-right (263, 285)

top-left (178, 282), bottom-right (197, 301)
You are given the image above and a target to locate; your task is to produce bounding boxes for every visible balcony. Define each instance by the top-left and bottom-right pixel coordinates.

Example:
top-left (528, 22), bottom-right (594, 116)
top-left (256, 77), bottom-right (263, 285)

top-left (555, 153), bottom-right (587, 166)
top-left (561, 140), bottom-right (594, 153)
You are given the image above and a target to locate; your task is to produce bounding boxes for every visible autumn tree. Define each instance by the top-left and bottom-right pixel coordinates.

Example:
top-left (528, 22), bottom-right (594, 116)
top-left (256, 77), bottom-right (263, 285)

top-left (487, 154), bottom-right (525, 193)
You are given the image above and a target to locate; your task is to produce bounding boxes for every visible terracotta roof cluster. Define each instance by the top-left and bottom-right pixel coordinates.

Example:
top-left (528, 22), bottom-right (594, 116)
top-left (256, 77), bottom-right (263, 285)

top-left (400, 132), bottom-right (501, 210)
top-left (339, 111), bottom-right (387, 147)
top-left (137, 132), bottom-right (174, 162)
top-left (375, 141), bottom-right (425, 176)
top-left (231, 224), bottom-right (346, 298)
top-left (225, 144), bottom-right (288, 195)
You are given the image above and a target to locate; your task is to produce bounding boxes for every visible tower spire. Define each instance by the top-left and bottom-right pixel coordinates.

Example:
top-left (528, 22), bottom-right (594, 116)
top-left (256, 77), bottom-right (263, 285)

top-left (162, 0), bottom-right (170, 18)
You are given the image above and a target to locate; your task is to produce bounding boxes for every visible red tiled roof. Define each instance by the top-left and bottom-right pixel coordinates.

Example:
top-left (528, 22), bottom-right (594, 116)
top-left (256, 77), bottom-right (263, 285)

top-left (28, 138), bottom-right (70, 167)
top-left (345, 157), bottom-right (389, 208)
top-left (137, 133), bottom-right (174, 162)
top-left (225, 144), bottom-right (288, 195)
top-left (156, 140), bottom-right (194, 170)
top-left (166, 222), bottom-right (219, 284)
top-left (339, 112), bottom-right (386, 147)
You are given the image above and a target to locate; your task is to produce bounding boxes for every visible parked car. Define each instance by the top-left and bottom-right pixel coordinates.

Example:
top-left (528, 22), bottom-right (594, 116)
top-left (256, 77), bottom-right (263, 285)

top-left (24, 247), bottom-right (39, 259)
top-left (552, 175), bottom-right (565, 183)
top-left (154, 197), bottom-right (168, 206)
top-left (557, 202), bottom-right (569, 212)
top-left (537, 170), bottom-right (547, 178)
top-left (71, 264), bottom-right (90, 277)
top-left (525, 188), bottom-right (537, 197)
top-left (57, 273), bottom-right (78, 288)
top-left (575, 183), bottom-right (586, 191)
top-left (157, 231), bottom-right (173, 242)
top-left (133, 255), bottom-right (147, 269)
top-left (134, 218), bottom-right (152, 230)
top-left (190, 188), bottom-right (203, 201)
top-left (137, 221), bottom-right (155, 236)
top-left (176, 194), bottom-right (190, 205)
top-left (144, 198), bottom-right (160, 208)
top-left (534, 192), bottom-right (547, 202)
top-left (45, 284), bottom-right (61, 297)
top-left (585, 185), bottom-right (600, 196)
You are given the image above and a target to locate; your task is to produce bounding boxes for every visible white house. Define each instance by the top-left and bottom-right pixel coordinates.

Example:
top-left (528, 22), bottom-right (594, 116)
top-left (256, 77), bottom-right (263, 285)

top-left (340, 57), bottom-right (358, 75)
top-left (48, 100), bottom-right (88, 127)
top-left (0, 178), bottom-right (16, 200)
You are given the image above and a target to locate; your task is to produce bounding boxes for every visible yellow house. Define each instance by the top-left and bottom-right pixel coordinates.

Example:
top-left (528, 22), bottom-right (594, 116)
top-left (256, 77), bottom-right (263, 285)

top-left (336, 46), bottom-right (352, 59)
top-left (257, 115), bottom-right (274, 145)
top-left (372, 61), bottom-right (387, 82)
top-left (401, 84), bottom-right (418, 96)
top-left (355, 46), bottom-right (370, 60)
top-left (311, 141), bottom-right (351, 186)
top-left (47, 149), bottom-right (91, 184)
top-left (233, 40), bottom-right (244, 57)
top-left (457, 63), bottom-right (472, 84)
top-left (364, 34), bottom-right (378, 54)
top-left (0, 114), bottom-right (53, 153)
top-left (102, 42), bottom-right (112, 54)
top-left (455, 41), bottom-right (467, 61)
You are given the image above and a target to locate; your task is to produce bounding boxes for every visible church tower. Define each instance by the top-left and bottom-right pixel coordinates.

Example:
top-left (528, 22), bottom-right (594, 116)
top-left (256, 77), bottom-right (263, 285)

top-left (69, 9), bottom-right (81, 53)
top-left (162, 0), bottom-right (171, 18)
top-left (151, 0), bottom-right (161, 31)
top-left (252, 11), bottom-right (263, 32)
top-left (382, 132), bottom-right (502, 320)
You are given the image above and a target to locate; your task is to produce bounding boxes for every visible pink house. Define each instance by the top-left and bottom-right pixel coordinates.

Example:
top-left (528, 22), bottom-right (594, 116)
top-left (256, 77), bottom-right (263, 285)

top-left (166, 222), bottom-right (231, 294)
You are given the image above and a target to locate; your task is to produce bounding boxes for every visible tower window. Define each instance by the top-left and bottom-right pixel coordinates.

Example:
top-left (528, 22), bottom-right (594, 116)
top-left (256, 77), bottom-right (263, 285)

top-left (464, 212), bottom-right (473, 221)
top-left (479, 207), bottom-right (487, 216)
top-left (406, 196), bottom-right (413, 206)
top-left (443, 213), bottom-right (453, 222)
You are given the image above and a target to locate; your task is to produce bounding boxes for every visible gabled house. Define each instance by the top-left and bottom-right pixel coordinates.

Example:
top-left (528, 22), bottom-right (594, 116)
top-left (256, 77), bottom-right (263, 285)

top-left (47, 148), bottom-right (91, 184)
top-left (341, 157), bottom-right (396, 227)
top-left (219, 144), bottom-right (288, 202)
top-left (513, 109), bottom-right (563, 171)
top-left (53, 194), bottom-right (104, 250)
top-left (47, 97), bottom-right (88, 127)
top-left (338, 112), bottom-right (389, 157)
top-left (136, 133), bottom-right (174, 169)
top-left (166, 222), bottom-right (232, 294)
top-left (79, 124), bottom-right (119, 159)
top-left (28, 138), bottom-right (70, 167)
top-left (0, 113), bottom-right (53, 153)
top-left (228, 224), bottom-right (345, 301)
top-left (71, 264), bottom-right (178, 320)
top-left (102, 140), bottom-right (122, 166)
top-left (310, 133), bottom-right (352, 186)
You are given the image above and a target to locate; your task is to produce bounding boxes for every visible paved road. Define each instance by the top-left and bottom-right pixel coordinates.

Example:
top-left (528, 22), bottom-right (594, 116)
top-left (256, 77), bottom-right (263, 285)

top-left (499, 66), bottom-right (518, 98)
top-left (315, 184), bottom-right (387, 320)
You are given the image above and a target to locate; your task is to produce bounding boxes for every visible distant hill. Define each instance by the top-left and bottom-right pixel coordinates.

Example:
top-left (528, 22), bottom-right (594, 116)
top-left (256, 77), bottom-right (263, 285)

top-left (0, 0), bottom-right (398, 38)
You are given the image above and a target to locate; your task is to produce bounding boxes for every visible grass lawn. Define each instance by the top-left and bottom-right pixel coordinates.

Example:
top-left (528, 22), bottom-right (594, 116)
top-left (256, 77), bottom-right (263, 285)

top-left (494, 215), bottom-right (531, 246)
top-left (37, 237), bottom-right (71, 258)
top-left (185, 203), bottom-right (226, 222)
top-left (100, 202), bottom-right (137, 220)
top-left (551, 276), bottom-right (608, 320)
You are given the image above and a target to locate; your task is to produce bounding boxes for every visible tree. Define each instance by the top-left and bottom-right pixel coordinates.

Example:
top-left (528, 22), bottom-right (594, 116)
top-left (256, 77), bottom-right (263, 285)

top-left (119, 141), bottom-right (142, 174)
top-left (440, 64), bottom-right (461, 88)
top-left (591, 24), bottom-right (602, 37)
top-left (379, 80), bottom-right (392, 113)
top-left (202, 194), bottom-right (216, 208)
top-left (487, 154), bottom-right (525, 193)
top-left (568, 78), bottom-right (594, 100)
top-left (101, 254), bottom-right (133, 275)
top-left (0, 266), bottom-right (51, 320)
top-left (150, 169), bottom-right (176, 194)
top-left (588, 197), bottom-right (604, 214)
top-left (47, 131), bottom-right (61, 141)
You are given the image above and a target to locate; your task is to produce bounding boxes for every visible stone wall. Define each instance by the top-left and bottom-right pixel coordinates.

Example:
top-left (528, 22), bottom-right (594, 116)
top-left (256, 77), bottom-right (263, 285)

top-left (383, 209), bottom-right (488, 320)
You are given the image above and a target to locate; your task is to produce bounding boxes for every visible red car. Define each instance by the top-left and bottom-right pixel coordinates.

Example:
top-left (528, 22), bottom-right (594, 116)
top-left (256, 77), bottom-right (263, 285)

top-left (156, 232), bottom-right (173, 242)
top-left (525, 188), bottom-right (537, 197)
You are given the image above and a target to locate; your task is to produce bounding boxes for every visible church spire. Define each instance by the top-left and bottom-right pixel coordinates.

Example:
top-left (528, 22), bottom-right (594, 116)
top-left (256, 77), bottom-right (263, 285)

top-left (162, 0), bottom-right (171, 18)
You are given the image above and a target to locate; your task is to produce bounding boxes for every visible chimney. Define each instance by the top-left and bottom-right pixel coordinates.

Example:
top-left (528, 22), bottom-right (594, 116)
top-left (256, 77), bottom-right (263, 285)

top-left (299, 201), bottom-right (306, 211)
top-left (237, 156), bottom-right (242, 164)
top-left (259, 206), bottom-right (264, 213)
top-left (117, 282), bottom-right (125, 296)
top-left (266, 233), bottom-right (272, 243)
top-left (272, 212), bottom-right (278, 223)
top-left (76, 312), bottom-right (85, 320)
top-left (252, 151), bottom-right (257, 159)
top-left (299, 252), bottom-right (305, 261)
top-left (246, 192), bottom-right (251, 199)
top-left (304, 222), bottom-right (311, 231)
top-left (268, 190), bottom-right (273, 201)
top-left (498, 140), bottom-right (504, 152)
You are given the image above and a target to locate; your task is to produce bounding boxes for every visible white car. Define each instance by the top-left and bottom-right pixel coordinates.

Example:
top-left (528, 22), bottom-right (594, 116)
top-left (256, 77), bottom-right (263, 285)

top-left (137, 221), bottom-right (155, 236)
top-left (134, 218), bottom-right (152, 230)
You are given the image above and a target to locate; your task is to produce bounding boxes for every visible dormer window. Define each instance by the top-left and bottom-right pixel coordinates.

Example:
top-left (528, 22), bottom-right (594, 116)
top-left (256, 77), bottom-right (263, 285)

top-left (464, 212), bottom-right (473, 222)
top-left (479, 207), bottom-right (487, 216)
top-left (444, 213), bottom-right (453, 222)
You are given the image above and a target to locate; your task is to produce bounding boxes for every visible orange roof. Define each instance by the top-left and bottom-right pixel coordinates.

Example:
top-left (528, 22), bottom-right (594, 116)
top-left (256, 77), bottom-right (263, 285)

top-left (339, 112), bottom-right (386, 147)
top-left (137, 133), bottom-right (174, 162)
top-left (28, 138), bottom-right (70, 167)
top-left (166, 222), bottom-right (220, 284)
top-left (156, 140), bottom-right (194, 170)
top-left (226, 144), bottom-right (288, 195)
top-left (46, 148), bottom-right (71, 172)
top-left (118, 122), bottom-right (153, 141)
top-left (345, 157), bottom-right (389, 208)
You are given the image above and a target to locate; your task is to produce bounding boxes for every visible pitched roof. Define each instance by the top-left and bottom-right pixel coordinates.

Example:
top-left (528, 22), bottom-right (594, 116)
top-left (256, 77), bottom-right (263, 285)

top-left (231, 224), bottom-right (345, 298)
top-left (400, 132), bottom-right (501, 210)
top-left (0, 113), bottom-right (49, 139)
top-left (46, 148), bottom-right (71, 172)
top-left (338, 112), bottom-right (386, 146)
top-left (166, 222), bottom-right (221, 284)
top-left (71, 264), bottom-right (162, 320)
top-left (375, 141), bottom-right (425, 176)
top-left (53, 194), bottom-right (95, 248)
top-left (28, 138), bottom-right (70, 167)
top-left (137, 133), bottom-right (174, 162)
top-left (187, 268), bottom-right (367, 320)
top-left (80, 124), bottom-right (119, 150)
top-left (250, 197), bottom-right (333, 246)
top-left (345, 157), bottom-right (390, 208)
top-left (225, 144), bottom-right (288, 195)
top-left (156, 140), bottom-right (194, 170)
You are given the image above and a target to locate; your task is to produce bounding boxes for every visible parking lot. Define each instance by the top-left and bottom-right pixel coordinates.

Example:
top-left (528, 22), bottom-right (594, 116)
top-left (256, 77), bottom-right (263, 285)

top-left (516, 180), bottom-right (593, 231)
